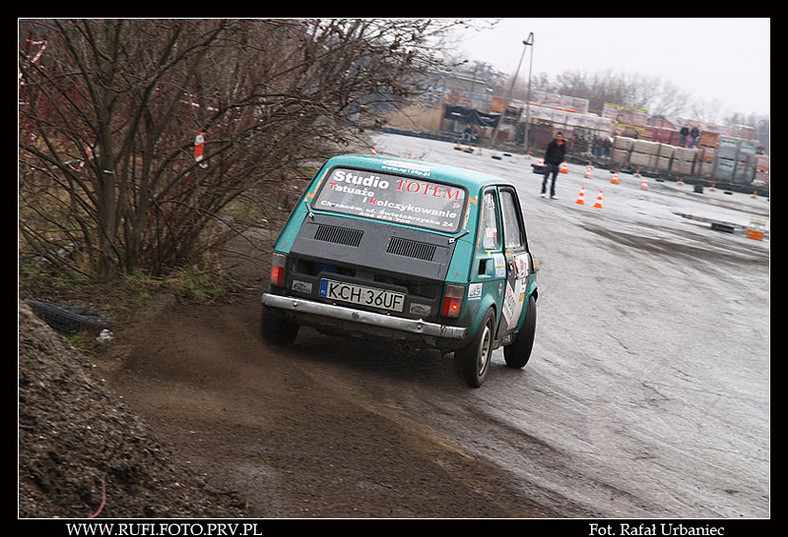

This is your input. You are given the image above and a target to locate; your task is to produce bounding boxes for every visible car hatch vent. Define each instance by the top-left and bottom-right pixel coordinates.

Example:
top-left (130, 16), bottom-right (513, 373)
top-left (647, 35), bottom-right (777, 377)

top-left (386, 237), bottom-right (437, 261)
top-left (313, 224), bottom-right (363, 247)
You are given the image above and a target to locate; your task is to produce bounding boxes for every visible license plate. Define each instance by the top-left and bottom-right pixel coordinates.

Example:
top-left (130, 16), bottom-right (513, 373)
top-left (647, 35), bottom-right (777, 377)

top-left (319, 279), bottom-right (405, 312)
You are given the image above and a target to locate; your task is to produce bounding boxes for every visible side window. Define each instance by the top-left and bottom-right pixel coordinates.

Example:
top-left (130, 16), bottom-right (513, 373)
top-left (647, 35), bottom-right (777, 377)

top-left (500, 188), bottom-right (524, 250)
top-left (480, 191), bottom-right (500, 250)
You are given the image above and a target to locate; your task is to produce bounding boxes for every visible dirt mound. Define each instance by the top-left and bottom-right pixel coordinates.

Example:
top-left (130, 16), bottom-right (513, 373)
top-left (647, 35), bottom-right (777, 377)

top-left (18, 303), bottom-right (246, 518)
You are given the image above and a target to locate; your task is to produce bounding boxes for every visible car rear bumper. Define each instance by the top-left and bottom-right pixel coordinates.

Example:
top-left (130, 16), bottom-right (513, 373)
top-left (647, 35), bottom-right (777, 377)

top-left (262, 293), bottom-right (467, 341)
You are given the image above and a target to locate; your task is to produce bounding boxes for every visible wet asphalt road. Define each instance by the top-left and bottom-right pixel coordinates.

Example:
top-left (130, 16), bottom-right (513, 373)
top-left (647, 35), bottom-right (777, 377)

top-left (315, 132), bottom-right (770, 518)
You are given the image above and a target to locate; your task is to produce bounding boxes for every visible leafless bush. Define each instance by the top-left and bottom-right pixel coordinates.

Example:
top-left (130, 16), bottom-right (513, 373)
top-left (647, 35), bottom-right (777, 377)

top-left (19, 19), bottom-right (463, 279)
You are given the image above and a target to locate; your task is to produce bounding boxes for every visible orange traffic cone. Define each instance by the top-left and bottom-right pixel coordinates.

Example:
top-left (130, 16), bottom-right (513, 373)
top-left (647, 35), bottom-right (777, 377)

top-left (371, 146), bottom-right (377, 155)
top-left (537, 157), bottom-right (544, 167)
top-left (560, 162), bottom-right (569, 174)
top-left (610, 172), bottom-right (620, 185)
top-left (584, 164), bottom-right (593, 178)
top-left (640, 177), bottom-right (649, 190)
top-left (593, 190), bottom-right (604, 209)
top-left (575, 186), bottom-right (586, 205)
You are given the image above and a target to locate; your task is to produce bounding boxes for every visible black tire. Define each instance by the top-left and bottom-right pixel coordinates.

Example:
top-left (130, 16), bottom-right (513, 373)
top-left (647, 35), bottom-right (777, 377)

top-left (24, 300), bottom-right (112, 336)
top-left (454, 308), bottom-right (496, 388)
top-left (503, 295), bottom-right (536, 368)
top-left (260, 305), bottom-right (299, 346)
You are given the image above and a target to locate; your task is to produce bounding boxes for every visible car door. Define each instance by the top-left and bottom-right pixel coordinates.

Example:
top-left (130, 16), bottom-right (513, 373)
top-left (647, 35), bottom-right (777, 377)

top-left (469, 188), bottom-right (505, 316)
top-left (498, 186), bottom-right (530, 339)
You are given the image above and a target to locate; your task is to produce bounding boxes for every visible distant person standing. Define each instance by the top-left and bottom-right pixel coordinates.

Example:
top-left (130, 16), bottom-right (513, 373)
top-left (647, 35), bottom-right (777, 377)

top-left (541, 131), bottom-right (567, 199)
top-left (690, 125), bottom-right (700, 148)
top-left (680, 124), bottom-right (690, 147)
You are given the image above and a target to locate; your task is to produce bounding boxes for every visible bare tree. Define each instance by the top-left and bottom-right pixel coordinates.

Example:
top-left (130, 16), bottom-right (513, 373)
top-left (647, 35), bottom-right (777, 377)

top-left (19, 18), bottom-right (461, 279)
top-left (528, 68), bottom-right (692, 117)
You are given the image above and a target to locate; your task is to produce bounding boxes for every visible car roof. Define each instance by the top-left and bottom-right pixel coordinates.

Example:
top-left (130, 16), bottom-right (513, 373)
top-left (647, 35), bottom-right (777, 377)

top-left (324, 153), bottom-right (512, 192)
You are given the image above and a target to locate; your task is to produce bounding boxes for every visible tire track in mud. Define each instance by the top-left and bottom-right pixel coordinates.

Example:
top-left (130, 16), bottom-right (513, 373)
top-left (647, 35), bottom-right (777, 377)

top-left (102, 296), bottom-right (553, 518)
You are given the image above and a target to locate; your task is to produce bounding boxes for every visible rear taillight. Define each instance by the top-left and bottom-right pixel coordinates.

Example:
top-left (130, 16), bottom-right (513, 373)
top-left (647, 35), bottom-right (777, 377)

top-left (270, 253), bottom-right (287, 287)
top-left (441, 284), bottom-right (464, 318)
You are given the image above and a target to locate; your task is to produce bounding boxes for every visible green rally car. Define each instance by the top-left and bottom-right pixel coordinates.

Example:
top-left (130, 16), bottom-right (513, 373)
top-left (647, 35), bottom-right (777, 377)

top-left (261, 154), bottom-right (539, 387)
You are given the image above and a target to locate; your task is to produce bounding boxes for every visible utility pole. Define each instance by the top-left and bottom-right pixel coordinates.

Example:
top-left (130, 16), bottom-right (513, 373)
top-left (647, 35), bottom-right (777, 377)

top-left (523, 32), bottom-right (535, 154)
top-left (491, 33), bottom-right (534, 150)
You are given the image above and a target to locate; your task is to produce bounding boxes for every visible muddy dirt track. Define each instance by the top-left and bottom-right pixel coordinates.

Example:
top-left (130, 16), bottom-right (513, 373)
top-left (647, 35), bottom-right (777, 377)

top-left (99, 286), bottom-right (574, 519)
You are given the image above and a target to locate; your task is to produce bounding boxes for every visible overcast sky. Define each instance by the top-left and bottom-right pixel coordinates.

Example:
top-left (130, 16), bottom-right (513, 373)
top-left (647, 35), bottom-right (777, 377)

top-left (452, 18), bottom-right (770, 117)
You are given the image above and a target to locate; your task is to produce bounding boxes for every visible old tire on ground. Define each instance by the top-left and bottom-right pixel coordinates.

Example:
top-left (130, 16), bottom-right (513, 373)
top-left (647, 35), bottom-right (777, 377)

top-left (454, 307), bottom-right (495, 388)
top-left (503, 295), bottom-right (536, 368)
top-left (24, 300), bottom-right (112, 336)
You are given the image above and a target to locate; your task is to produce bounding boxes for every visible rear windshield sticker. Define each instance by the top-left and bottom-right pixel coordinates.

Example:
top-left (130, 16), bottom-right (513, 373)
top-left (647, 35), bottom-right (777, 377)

top-left (380, 160), bottom-right (432, 176)
top-left (314, 168), bottom-right (466, 232)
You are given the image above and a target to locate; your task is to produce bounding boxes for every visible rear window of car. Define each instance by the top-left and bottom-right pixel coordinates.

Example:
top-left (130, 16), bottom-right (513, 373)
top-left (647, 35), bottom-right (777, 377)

top-left (313, 167), bottom-right (467, 233)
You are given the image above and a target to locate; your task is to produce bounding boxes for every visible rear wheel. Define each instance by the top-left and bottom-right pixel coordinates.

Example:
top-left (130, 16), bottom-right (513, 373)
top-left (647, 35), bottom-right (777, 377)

top-left (455, 308), bottom-right (495, 388)
top-left (503, 295), bottom-right (536, 368)
top-left (260, 306), bottom-right (299, 346)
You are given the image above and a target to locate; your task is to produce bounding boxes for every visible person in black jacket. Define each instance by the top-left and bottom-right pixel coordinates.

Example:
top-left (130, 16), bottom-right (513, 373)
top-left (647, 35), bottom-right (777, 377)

top-left (541, 132), bottom-right (567, 199)
top-left (680, 124), bottom-right (690, 148)
top-left (690, 125), bottom-right (700, 148)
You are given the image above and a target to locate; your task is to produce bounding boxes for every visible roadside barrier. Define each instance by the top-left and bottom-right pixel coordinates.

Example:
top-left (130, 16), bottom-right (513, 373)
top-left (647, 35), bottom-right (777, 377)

top-left (746, 216), bottom-right (767, 241)
top-left (746, 229), bottom-right (765, 241)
